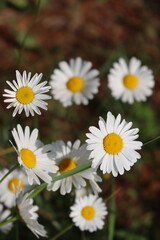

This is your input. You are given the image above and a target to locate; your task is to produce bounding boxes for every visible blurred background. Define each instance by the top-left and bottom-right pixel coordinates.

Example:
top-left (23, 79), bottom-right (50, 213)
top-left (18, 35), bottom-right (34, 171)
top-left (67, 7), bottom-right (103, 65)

top-left (0, 0), bottom-right (160, 239)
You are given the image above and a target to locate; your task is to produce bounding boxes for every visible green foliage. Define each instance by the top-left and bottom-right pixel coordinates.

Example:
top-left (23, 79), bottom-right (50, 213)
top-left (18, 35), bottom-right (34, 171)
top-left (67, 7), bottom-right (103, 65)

top-left (116, 230), bottom-right (147, 240)
top-left (16, 33), bottom-right (37, 49)
top-left (129, 102), bottom-right (159, 140)
top-left (8, 0), bottom-right (29, 8)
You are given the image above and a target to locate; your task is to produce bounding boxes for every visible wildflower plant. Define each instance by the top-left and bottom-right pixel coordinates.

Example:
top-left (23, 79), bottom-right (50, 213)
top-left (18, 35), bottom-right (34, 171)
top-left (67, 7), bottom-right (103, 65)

top-left (0, 168), bottom-right (29, 208)
top-left (11, 124), bottom-right (58, 185)
top-left (3, 70), bottom-right (51, 117)
top-left (50, 57), bottom-right (100, 107)
top-left (0, 1), bottom-right (160, 240)
top-left (86, 111), bottom-right (143, 176)
top-left (47, 140), bottom-right (102, 195)
top-left (108, 57), bottom-right (154, 104)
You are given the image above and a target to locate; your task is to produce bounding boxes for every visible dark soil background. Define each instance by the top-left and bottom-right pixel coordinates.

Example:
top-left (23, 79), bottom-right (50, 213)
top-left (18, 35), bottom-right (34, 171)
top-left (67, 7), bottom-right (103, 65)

top-left (0, 0), bottom-right (160, 239)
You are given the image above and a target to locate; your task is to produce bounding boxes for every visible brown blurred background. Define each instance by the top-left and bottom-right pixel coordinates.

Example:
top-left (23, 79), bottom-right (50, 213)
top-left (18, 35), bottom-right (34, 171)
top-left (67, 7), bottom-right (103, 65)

top-left (0, 0), bottom-right (160, 239)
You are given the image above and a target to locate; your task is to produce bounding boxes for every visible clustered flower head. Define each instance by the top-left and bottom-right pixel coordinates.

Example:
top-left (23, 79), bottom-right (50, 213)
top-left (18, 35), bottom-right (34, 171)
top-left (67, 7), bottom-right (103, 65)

top-left (86, 111), bottom-right (143, 177)
top-left (3, 70), bottom-right (51, 117)
top-left (108, 57), bottom-right (154, 104)
top-left (47, 140), bottom-right (102, 195)
top-left (70, 194), bottom-right (108, 232)
top-left (0, 56), bottom-right (155, 237)
top-left (0, 168), bottom-right (29, 208)
top-left (11, 124), bottom-right (59, 185)
top-left (50, 57), bottom-right (100, 107)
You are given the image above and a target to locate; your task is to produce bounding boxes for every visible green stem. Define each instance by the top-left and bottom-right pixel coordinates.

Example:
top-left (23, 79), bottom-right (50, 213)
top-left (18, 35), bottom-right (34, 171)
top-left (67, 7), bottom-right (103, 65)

top-left (50, 223), bottom-right (74, 240)
top-left (143, 135), bottom-right (160, 146)
top-left (0, 216), bottom-right (18, 227)
top-left (28, 182), bottom-right (47, 199)
top-left (28, 162), bottom-right (92, 199)
top-left (52, 162), bottom-right (91, 183)
top-left (16, 203), bottom-right (19, 240)
top-left (104, 187), bottom-right (121, 203)
top-left (81, 231), bottom-right (86, 240)
top-left (18, 0), bottom-right (41, 69)
top-left (0, 164), bottom-right (19, 183)
top-left (0, 147), bottom-right (15, 155)
top-left (108, 176), bottom-right (115, 240)
top-left (16, 220), bottom-right (19, 240)
top-left (25, 135), bottom-right (160, 200)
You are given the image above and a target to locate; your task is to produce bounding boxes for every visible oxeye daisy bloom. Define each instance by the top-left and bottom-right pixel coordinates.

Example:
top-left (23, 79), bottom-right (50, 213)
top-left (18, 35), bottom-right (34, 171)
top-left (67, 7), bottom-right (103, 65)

top-left (17, 192), bottom-right (47, 238)
top-left (3, 70), bottom-right (51, 117)
top-left (11, 124), bottom-right (58, 185)
top-left (0, 169), bottom-right (29, 208)
top-left (86, 112), bottom-right (143, 177)
top-left (108, 57), bottom-right (154, 104)
top-left (70, 194), bottom-right (108, 232)
top-left (0, 204), bottom-right (13, 234)
top-left (47, 140), bottom-right (102, 195)
top-left (75, 188), bottom-right (87, 199)
top-left (50, 57), bottom-right (100, 107)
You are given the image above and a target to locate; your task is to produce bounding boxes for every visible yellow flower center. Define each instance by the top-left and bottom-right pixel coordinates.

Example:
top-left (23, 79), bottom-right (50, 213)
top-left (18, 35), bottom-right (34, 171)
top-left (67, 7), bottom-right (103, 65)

top-left (8, 178), bottom-right (24, 193)
top-left (20, 149), bottom-right (37, 168)
top-left (103, 133), bottom-right (123, 155)
top-left (103, 173), bottom-right (111, 179)
top-left (58, 158), bottom-right (77, 174)
top-left (67, 77), bottom-right (84, 92)
top-left (123, 74), bottom-right (139, 89)
top-left (81, 206), bottom-right (96, 220)
top-left (16, 87), bottom-right (34, 104)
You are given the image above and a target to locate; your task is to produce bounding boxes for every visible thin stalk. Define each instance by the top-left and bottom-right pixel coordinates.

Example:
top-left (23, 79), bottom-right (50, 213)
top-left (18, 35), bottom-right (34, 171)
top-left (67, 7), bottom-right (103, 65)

top-left (16, 220), bottom-right (19, 240)
top-left (51, 162), bottom-right (91, 183)
top-left (0, 164), bottom-right (19, 183)
top-left (81, 231), bottom-right (86, 240)
top-left (16, 203), bottom-right (19, 240)
top-left (28, 182), bottom-right (47, 199)
top-left (104, 187), bottom-right (121, 203)
top-left (143, 135), bottom-right (160, 146)
top-left (18, 0), bottom-right (41, 69)
top-left (0, 216), bottom-right (18, 227)
top-left (50, 223), bottom-right (74, 240)
top-left (108, 176), bottom-right (115, 240)
top-left (28, 161), bottom-right (92, 199)
top-left (0, 147), bottom-right (14, 155)
top-left (25, 135), bottom-right (160, 200)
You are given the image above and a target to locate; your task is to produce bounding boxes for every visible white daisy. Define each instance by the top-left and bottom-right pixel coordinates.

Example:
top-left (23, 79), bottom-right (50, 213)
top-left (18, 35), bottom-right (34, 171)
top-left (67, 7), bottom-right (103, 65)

top-left (11, 124), bottom-right (58, 185)
top-left (108, 57), bottom-right (154, 104)
top-left (75, 188), bottom-right (87, 199)
top-left (75, 177), bottom-right (102, 199)
top-left (50, 57), bottom-right (100, 106)
top-left (70, 194), bottom-right (108, 232)
top-left (17, 192), bottom-right (47, 238)
top-left (0, 168), bottom-right (29, 208)
top-left (3, 70), bottom-right (51, 117)
top-left (86, 111), bottom-right (143, 177)
top-left (47, 140), bottom-right (102, 195)
top-left (0, 204), bottom-right (13, 234)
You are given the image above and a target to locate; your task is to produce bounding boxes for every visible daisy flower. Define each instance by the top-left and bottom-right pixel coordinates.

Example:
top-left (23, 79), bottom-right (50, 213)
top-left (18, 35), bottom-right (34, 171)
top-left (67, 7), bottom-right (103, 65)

top-left (17, 192), bottom-right (47, 238)
top-left (70, 194), bottom-right (108, 232)
top-left (47, 140), bottom-right (102, 195)
top-left (108, 57), bottom-right (154, 104)
top-left (75, 188), bottom-right (87, 199)
top-left (0, 168), bottom-right (29, 208)
top-left (11, 124), bottom-right (58, 185)
top-left (86, 111), bottom-right (143, 177)
top-left (50, 57), bottom-right (100, 106)
top-left (0, 204), bottom-right (13, 234)
top-left (3, 70), bottom-right (51, 117)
